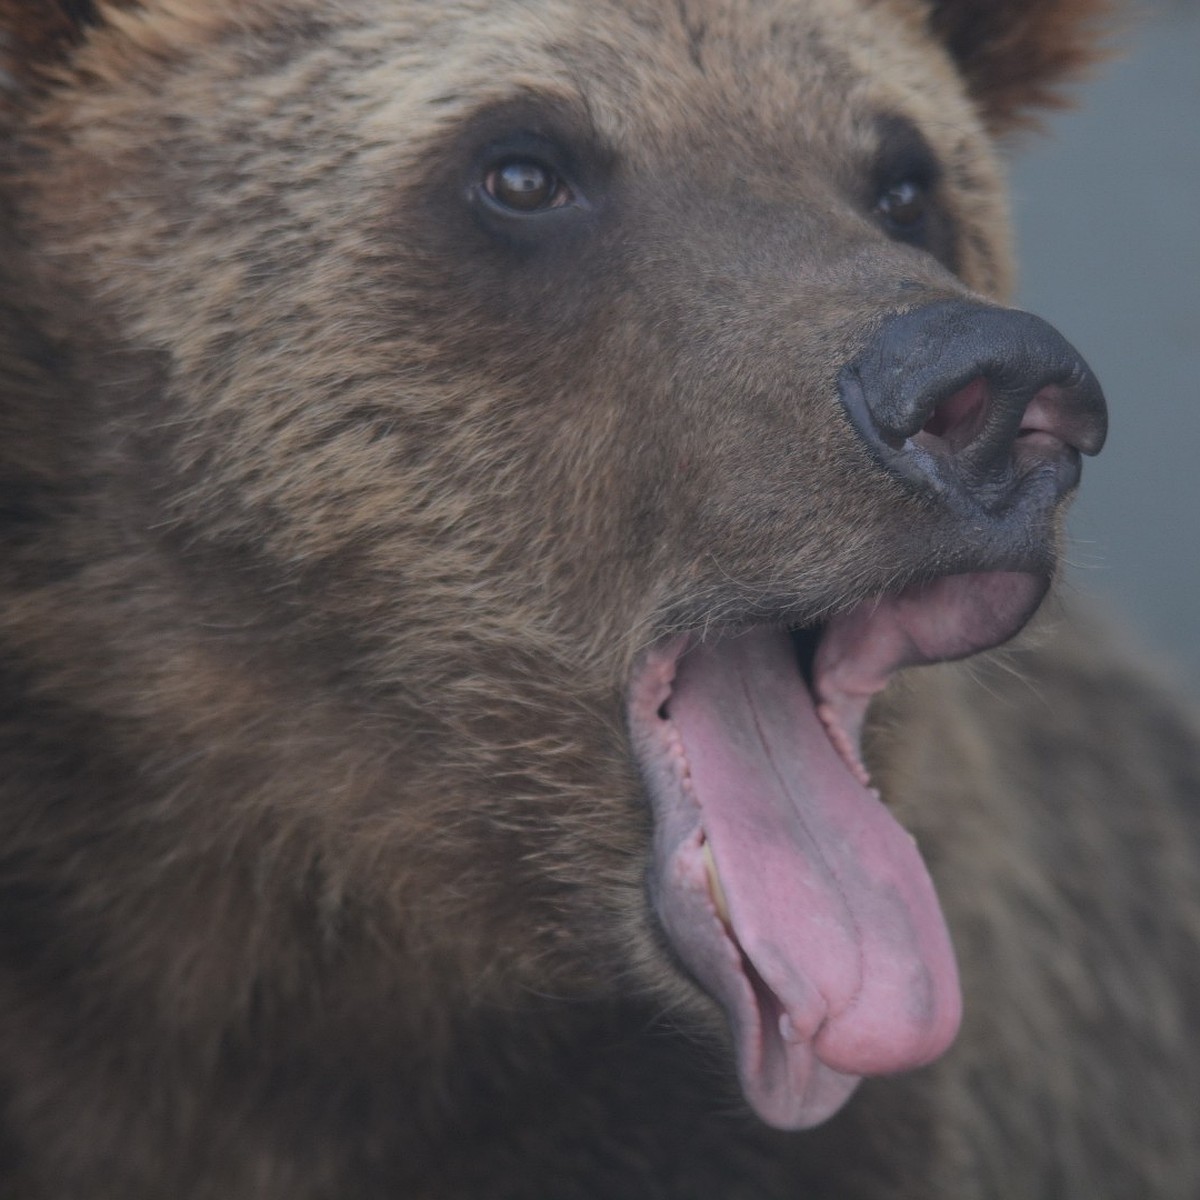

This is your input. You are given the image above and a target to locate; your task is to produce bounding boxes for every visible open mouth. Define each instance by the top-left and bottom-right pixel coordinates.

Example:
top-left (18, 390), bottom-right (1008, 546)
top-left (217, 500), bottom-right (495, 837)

top-left (627, 569), bottom-right (1049, 1130)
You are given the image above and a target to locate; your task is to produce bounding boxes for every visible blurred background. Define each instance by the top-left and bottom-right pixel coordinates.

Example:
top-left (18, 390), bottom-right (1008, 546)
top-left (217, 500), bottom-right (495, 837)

top-left (1011, 0), bottom-right (1200, 690)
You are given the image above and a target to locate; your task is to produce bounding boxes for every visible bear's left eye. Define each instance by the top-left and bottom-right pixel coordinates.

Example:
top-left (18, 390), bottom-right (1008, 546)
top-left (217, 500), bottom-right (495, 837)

top-left (483, 159), bottom-right (573, 213)
top-left (875, 180), bottom-right (927, 232)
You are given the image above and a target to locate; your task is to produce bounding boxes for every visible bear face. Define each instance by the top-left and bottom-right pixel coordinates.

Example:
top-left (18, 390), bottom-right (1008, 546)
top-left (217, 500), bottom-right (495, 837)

top-left (9, 0), bottom-right (1092, 980)
top-left (0, 1), bottom-right (1148, 1196)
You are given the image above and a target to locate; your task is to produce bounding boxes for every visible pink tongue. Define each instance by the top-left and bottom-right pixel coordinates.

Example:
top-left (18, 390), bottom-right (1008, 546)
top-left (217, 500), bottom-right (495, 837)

top-left (667, 629), bottom-right (961, 1129)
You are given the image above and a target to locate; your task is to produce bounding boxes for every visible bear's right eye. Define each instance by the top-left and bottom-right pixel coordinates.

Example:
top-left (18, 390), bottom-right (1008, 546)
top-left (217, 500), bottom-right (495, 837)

top-left (483, 159), bottom-right (573, 213)
top-left (875, 180), bottom-right (928, 233)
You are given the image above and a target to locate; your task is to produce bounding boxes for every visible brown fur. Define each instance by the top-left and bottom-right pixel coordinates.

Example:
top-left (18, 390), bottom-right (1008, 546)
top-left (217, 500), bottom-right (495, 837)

top-left (0, 1), bottom-right (1196, 1196)
top-left (928, 0), bottom-right (1117, 131)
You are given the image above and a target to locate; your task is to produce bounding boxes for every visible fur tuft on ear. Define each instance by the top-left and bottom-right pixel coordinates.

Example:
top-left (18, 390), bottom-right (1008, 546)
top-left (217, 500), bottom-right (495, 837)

top-left (927, 0), bottom-right (1117, 132)
top-left (0, 0), bottom-right (101, 66)
top-left (0, 1), bottom-right (139, 105)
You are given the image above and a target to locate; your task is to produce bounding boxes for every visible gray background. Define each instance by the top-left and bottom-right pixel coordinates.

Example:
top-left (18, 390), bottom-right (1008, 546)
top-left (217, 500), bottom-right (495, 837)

top-left (1011, 0), bottom-right (1200, 690)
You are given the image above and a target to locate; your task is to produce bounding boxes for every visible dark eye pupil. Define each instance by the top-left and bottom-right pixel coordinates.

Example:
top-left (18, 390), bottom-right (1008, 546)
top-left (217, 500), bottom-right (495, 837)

top-left (878, 181), bottom-right (925, 228)
top-left (488, 160), bottom-right (559, 211)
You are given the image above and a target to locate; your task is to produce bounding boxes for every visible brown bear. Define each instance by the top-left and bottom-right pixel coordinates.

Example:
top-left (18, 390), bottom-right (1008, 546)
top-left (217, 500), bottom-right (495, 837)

top-left (1, 0), bottom-right (1199, 1196)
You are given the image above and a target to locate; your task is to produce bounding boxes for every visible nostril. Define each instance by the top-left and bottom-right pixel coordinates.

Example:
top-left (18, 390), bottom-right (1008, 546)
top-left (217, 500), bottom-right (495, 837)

top-left (917, 376), bottom-right (990, 454)
top-left (1019, 384), bottom-right (1107, 457)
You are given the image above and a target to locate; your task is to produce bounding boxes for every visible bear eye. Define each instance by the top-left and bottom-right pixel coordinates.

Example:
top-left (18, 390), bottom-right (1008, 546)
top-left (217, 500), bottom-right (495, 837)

top-left (875, 180), bottom-right (927, 232)
top-left (484, 158), bottom-right (573, 213)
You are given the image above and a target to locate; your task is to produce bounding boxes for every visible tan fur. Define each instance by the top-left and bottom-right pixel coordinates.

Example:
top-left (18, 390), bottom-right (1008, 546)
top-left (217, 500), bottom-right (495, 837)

top-left (0, 1), bottom-right (1196, 1196)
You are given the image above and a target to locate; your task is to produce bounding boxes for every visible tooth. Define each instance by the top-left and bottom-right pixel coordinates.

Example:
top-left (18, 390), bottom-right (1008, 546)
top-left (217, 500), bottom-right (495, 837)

top-left (701, 840), bottom-right (733, 928)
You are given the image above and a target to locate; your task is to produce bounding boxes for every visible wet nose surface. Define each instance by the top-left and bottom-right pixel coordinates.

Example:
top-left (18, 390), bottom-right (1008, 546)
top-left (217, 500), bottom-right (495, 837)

top-left (838, 301), bottom-right (1107, 511)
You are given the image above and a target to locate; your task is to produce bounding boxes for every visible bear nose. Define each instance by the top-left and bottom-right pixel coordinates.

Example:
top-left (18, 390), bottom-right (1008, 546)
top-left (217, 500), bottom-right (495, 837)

top-left (837, 300), bottom-right (1107, 509)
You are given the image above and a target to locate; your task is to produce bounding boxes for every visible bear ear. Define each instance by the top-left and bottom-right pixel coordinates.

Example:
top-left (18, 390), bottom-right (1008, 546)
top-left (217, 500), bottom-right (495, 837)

top-left (926, 0), bottom-right (1116, 132)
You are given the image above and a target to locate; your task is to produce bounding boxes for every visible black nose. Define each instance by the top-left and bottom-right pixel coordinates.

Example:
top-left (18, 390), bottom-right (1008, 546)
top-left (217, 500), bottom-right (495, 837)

top-left (838, 300), bottom-right (1107, 510)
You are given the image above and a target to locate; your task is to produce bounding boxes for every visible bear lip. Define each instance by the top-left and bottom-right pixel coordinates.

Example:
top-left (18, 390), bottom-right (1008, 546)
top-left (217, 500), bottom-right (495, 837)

top-left (627, 570), bottom-right (1049, 1130)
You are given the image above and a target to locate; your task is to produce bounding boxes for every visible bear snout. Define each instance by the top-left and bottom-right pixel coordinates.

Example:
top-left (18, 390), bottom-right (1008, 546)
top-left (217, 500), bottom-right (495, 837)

top-left (837, 300), bottom-right (1108, 514)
